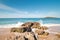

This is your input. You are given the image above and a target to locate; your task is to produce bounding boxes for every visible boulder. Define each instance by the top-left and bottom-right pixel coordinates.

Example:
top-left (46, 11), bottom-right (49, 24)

top-left (24, 32), bottom-right (36, 40)
top-left (43, 32), bottom-right (49, 36)
top-left (21, 22), bottom-right (33, 27)
top-left (32, 22), bottom-right (41, 28)
top-left (35, 29), bottom-right (45, 35)
top-left (23, 27), bottom-right (32, 32)
top-left (11, 28), bottom-right (24, 33)
top-left (21, 22), bottom-right (41, 28)
top-left (11, 26), bottom-right (32, 33)
top-left (15, 36), bottom-right (25, 40)
top-left (37, 26), bottom-right (48, 30)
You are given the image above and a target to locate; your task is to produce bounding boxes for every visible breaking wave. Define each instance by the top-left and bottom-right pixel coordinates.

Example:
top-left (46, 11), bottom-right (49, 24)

top-left (0, 22), bottom-right (23, 28)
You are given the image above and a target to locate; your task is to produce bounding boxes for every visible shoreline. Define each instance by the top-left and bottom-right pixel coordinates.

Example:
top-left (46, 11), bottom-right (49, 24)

top-left (0, 24), bottom-right (60, 32)
top-left (0, 22), bottom-right (60, 40)
top-left (0, 24), bottom-right (60, 34)
top-left (43, 24), bottom-right (60, 27)
top-left (0, 23), bottom-right (60, 28)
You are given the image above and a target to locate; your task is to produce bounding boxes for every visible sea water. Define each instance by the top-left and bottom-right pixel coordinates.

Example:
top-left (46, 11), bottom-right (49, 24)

top-left (0, 18), bottom-right (60, 28)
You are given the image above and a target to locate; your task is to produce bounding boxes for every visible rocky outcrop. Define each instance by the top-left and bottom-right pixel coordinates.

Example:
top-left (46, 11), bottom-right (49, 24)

top-left (21, 22), bottom-right (33, 27)
top-left (10, 22), bottom-right (49, 40)
top-left (35, 29), bottom-right (45, 35)
top-left (11, 28), bottom-right (24, 33)
top-left (21, 22), bottom-right (48, 30)
top-left (39, 26), bottom-right (48, 30)
top-left (21, 22), bottom-right (41, 28)
top-left (24, 32), bottom-right (36, 40)
top-left (11, 27), bottom-right (32, 33)
top-left (31, 22), bottom-right (41, 28)
top-left (1, 22), bottom-right (60, 40)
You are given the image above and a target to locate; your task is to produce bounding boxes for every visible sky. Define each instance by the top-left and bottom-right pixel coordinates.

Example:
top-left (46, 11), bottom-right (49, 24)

top-left (0, 0), bottom-right (60, 18)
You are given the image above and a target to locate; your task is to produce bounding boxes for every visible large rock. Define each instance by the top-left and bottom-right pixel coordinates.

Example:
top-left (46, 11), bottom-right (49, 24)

top-left (11, 22), bottom-right (48, 35)
top-left (21, 22), bottom-right (41, 28)
top-left (38, 26), bottom-right (48, 30)
top-left (35, 29), bottom-right (45, 35)
top-left (10, 22), bottom-right (49, 40)
top-left (11, 28), bottom-right (24, 33)
top-left (21, 22), bottom-right (33, 27)
top-left (11, 26), bottom-right (32, 33)
top-left (32, 28), bottom-right (49, 36)
top-left (23, 27), bottom-right (32, 32)
top-left (24, 32), bottom-right (37, 40)
top-left (15, 35), bottom-right (25, 40)
top-left (43, 32), bottom-right (49, 36)
top-left (31, 22), bottom-right (41, 28)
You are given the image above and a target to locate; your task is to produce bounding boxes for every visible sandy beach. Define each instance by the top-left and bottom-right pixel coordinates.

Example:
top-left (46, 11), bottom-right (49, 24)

top-left (0, 22), bottom-right (60, 40)
top-left (44, 24), bottom-right (60, 27)
top-left (43, 24), bottom-right (60, 34)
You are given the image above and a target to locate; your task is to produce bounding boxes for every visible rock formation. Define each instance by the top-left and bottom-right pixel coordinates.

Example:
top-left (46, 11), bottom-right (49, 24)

top-left (0, 22), bottom-right (49, 40)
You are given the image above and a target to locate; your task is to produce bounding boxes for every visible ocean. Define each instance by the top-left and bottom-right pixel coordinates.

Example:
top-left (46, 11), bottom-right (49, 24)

top-left (0, 18), bottom-right (60, 28)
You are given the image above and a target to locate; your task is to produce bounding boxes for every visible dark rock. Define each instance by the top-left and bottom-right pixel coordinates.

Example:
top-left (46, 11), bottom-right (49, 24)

top-left (21, 22), bottom-right (33, 27)
top-left (23, 27), bottom-right (32, 32)
top-left (35, 29), bottom-right (45, 35)
top-left (24, 37), bottom-right (28, 40)
top-left (40, 26), bottom-right (48, 30)
top-left (11, 28), bottom-right (24, 33)
top-left (11, 27), bottom-right (32, 33)
top-left (43, 32), bottom-right (49, 36)
top-left (32, 22), bottom-right (41, 28)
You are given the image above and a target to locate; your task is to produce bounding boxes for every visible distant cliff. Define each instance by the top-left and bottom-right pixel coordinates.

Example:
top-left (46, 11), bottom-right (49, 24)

top-left (45, 16), bottom-right (56, 18)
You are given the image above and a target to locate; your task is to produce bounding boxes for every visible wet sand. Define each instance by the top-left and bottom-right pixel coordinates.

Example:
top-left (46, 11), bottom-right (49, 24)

top-left (44, 24), bottom-right (60, 34)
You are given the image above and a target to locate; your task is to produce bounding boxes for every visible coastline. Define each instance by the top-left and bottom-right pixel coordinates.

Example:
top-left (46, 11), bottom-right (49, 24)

top-left (0, 22), bottom-right (60, 40)
top-left (0, 23), bottom-right (60, 33)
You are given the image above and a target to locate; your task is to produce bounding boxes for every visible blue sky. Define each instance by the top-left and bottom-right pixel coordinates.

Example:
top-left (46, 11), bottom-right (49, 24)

top-left (0, 0), bottom-right (60, 18)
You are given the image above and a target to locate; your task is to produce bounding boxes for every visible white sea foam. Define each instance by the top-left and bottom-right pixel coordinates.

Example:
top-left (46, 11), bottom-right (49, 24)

top-left (43, 24), bottom-right (60, 27)
top-left (0, 22), bottom-right (23, 28)
top-left (37, 20), bottom-right (44, 26)
top-left (39, 20), bottom-right (43, 26)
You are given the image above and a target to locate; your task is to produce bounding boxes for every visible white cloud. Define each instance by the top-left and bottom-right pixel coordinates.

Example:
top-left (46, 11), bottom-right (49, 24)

top-left (0, 4), bottom-right (58, 18)
top-left (0, 4), bottom-right (28, 14)
top-left (0, 4), bottom-right (43, 18)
